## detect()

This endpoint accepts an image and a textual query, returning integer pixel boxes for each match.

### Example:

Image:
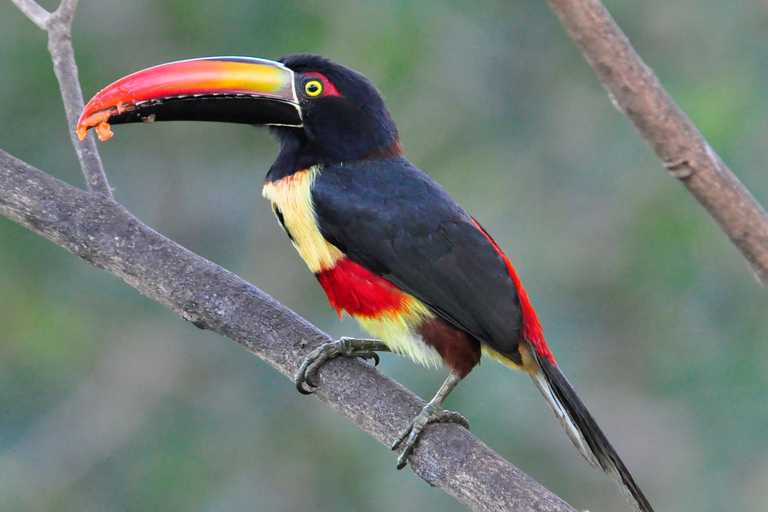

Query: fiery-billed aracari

[78,55,654,512]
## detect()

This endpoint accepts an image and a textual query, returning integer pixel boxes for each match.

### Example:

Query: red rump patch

[317,258,407,317]
[471,220,555,365]
[305,72,342,98]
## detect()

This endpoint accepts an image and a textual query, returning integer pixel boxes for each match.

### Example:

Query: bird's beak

[77,56,302,141]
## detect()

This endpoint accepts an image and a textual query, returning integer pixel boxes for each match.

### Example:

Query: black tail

[531,353,654,512]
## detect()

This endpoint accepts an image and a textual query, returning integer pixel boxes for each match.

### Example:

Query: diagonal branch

[12,0,113,198]
[544,0,768,285]
[10,0,50,30]
[0,149,576,512]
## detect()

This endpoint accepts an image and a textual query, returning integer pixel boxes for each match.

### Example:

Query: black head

[268,54,400,179]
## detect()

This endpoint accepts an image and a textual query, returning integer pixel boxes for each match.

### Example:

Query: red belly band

[317,258,410,318]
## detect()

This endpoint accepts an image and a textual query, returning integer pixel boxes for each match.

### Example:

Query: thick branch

[0,149,576,512]
[12,0,113,198]
[545,0,768,285]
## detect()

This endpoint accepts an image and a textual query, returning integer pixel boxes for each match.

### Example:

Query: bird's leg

[295,337,390,394]
[392,372,469,469]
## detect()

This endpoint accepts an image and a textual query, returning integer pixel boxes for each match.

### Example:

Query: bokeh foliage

[1,1,767,511]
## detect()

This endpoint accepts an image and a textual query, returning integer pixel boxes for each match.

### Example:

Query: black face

[267,54,400,180]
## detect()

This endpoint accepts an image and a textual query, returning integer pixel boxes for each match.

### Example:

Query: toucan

[78,55,654,512]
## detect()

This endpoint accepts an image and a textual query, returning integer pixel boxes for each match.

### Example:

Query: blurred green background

[2,1,768,511]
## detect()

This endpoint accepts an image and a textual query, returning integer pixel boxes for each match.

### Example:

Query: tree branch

[12,0,113,198]
[10,0,50,30]
[0,149,576,512]
[545,0,768,285]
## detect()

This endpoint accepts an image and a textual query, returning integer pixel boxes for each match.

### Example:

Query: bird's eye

[303,79,323,98]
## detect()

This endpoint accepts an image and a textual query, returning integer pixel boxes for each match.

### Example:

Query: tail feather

[531,353,654,512]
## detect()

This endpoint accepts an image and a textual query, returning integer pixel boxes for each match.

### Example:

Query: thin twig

[545,0,768,285]
[12,0,113,198]
[9,0,50,30]
[0,149,577,512]
[57,0,80,16]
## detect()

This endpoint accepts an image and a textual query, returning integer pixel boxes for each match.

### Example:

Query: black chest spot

[272,204,294,242]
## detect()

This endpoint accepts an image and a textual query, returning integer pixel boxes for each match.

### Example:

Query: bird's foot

[392,403,469,469]
[295,337,387,394]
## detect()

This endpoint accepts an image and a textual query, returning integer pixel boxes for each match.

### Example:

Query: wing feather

[312,157,524,355]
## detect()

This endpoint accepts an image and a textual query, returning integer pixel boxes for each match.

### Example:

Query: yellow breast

[263,167,444,369]
[262,166,343,273]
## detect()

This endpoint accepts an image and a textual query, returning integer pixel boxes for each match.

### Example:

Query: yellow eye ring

[304,79,323,97]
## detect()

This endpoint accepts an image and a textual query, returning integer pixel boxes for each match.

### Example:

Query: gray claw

[392,404,469,470]
[294,338,388,394]
[294,342,342,394]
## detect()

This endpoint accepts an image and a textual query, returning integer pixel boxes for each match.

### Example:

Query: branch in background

[9,0,50,29]
[12,0,113,198]
[0,150,577,512]
[545,0,768,285]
